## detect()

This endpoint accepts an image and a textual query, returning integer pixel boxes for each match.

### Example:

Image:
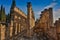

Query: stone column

[18,23,20,33]
[0,24,6,40]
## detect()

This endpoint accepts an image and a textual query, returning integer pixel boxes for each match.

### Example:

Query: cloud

[37,11,41,15]
[36,2,57,18]
[44,2,57,9]
[35,11,41,19]
[53,9,60,22]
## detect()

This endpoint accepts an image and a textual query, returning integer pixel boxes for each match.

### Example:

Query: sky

[0,0,60,22]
